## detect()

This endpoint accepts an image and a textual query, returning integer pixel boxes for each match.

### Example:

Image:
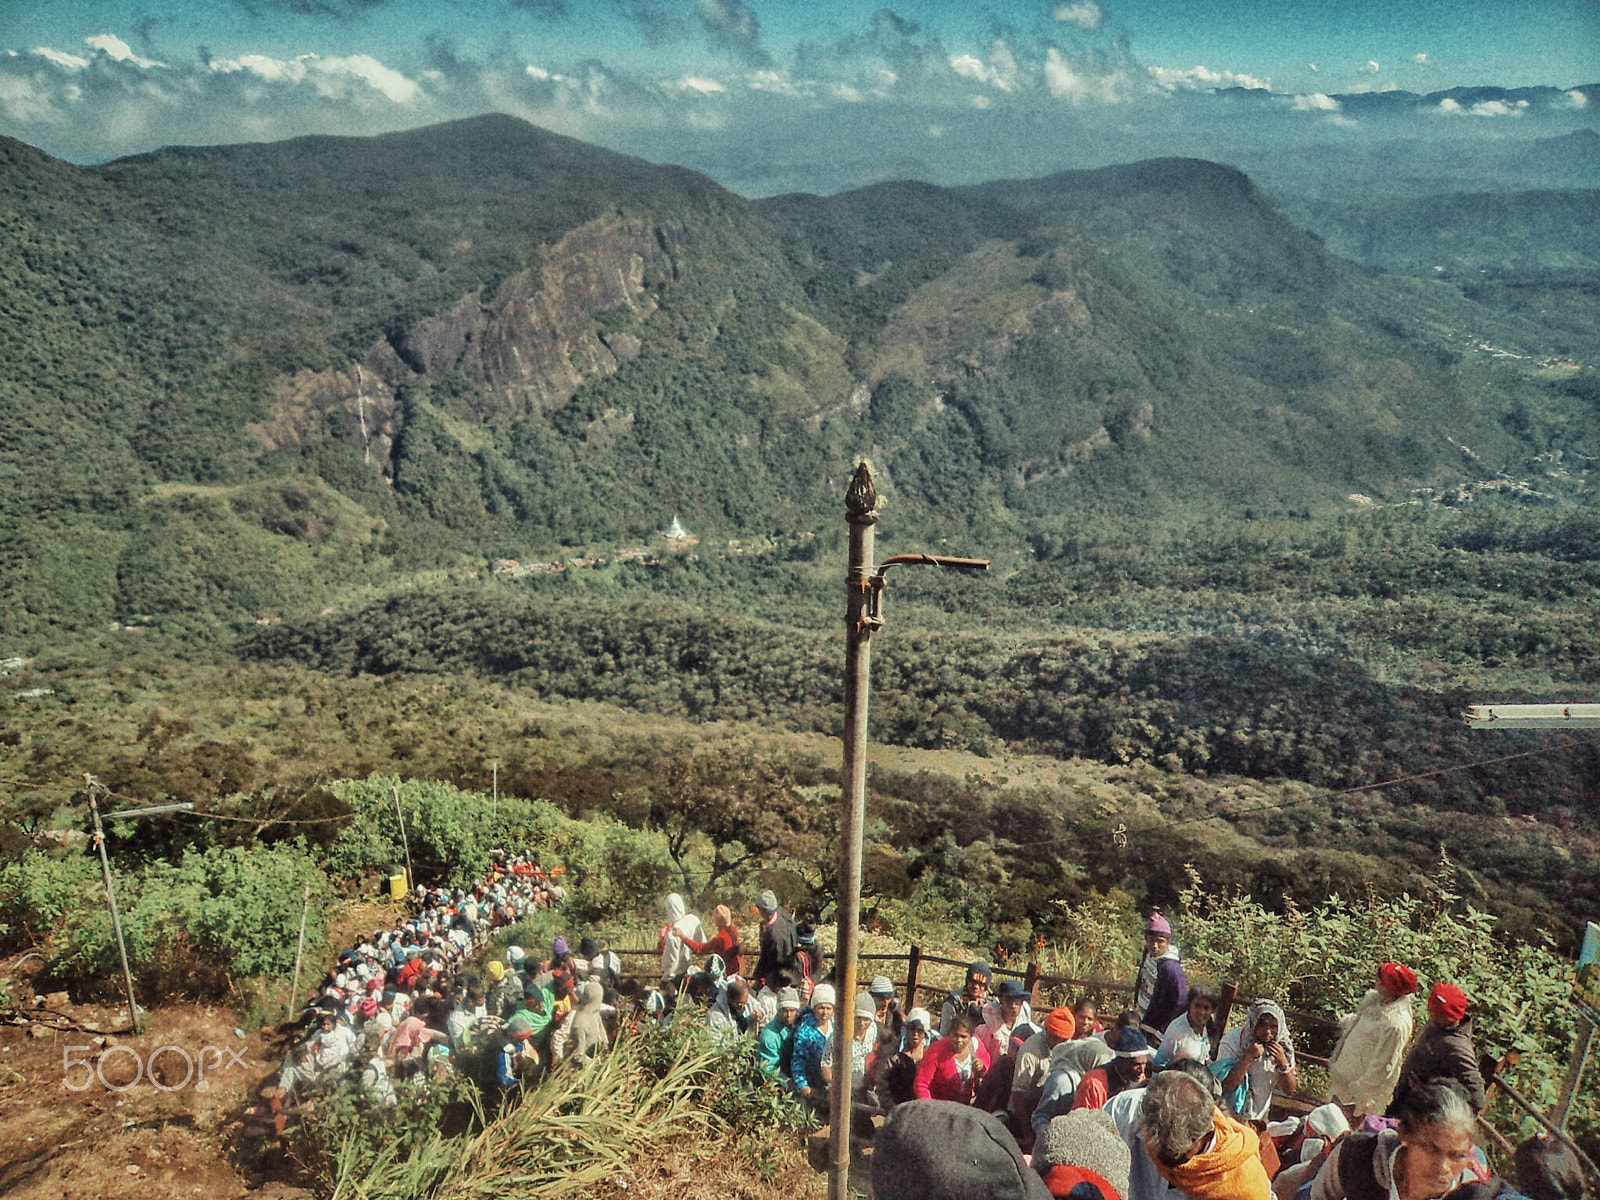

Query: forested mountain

[3,115,1597,944]
[3,114,1594,639]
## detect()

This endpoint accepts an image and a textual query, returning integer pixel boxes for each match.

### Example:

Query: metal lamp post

[829,461,988,1200]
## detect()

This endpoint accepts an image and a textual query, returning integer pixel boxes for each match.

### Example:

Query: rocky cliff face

[249,212,683,478]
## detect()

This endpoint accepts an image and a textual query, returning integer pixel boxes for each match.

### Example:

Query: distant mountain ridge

[0,115,1593,639]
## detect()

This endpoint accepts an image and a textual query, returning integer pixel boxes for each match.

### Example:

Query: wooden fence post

[1024,960,1042,1008]
[905,944,923,1012]
[1214,983,1239,1058]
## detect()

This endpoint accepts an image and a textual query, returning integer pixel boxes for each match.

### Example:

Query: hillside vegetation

[1,116,1596,1118]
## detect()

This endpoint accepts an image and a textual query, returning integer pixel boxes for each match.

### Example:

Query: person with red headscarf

[1387,982,1487,1116]
[1328,962,1419,1118]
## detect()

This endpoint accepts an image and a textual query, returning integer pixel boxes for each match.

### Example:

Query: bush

[0,842,332,997]
[325,775,502,884]
[1174,865,1592,1159]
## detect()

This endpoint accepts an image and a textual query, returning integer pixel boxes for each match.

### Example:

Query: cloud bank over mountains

[1,1,1595,198]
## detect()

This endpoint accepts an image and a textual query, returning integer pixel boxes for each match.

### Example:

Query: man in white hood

[658,892,706,990]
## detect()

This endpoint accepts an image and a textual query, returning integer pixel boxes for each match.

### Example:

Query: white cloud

[1053,2,1105,30]
[675,75,726,94]
[949,42,1018,92]
[970,94,992,109]
[832,83,864,102]
[86,34,166,69]
[0,73,58,123]
[1412,52,1428,65]
[209,52,419,104]
[32,47,90,71]
[1436,97,1530,118]
[1361,60,1380,74]
[1045,46,1130,103]
[1149,64,1270,92]
[746,69,803,96]
[1308,63,1319,72]
[1291,92,1341,111]
[1564,88,1589,108]
[928,124,945,137]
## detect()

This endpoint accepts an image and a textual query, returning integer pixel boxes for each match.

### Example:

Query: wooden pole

[88,783,143,1035]
[1213,983,1239,1059]
[286,882,313,1022]
[1555,1017,1594,1133]
[1024,960,1042,1008]
[492,761,499,818]
[830,461,878,1200]
[905,944,924,1013]
[392,784,415,889]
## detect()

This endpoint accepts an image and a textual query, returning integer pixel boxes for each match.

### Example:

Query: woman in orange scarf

[1142,1071,1272,1200]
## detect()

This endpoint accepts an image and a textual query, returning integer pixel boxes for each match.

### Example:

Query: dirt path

[0,994,302,1200]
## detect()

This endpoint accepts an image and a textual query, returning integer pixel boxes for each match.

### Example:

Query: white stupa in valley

[664,515,689,541]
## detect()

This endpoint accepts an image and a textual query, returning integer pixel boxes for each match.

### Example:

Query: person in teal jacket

[758,987,803,1085]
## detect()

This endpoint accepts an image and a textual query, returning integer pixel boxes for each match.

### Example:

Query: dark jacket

[1389,1016,1487,1114]
[1140,952,1190,1037]
[755,909,799,991]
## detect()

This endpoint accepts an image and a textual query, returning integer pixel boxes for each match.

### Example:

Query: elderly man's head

[1143,1071,1218,1168]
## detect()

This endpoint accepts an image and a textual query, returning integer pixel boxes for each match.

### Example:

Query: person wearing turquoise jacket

[757,987,803,1084]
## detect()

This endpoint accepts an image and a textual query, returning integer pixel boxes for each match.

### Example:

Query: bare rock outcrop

[250,212,682,478]
[400,212,678,424]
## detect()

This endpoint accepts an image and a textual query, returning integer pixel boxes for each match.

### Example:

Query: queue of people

[258,850,624,1116]
[256,868,1587,1200]
[653,898,1583,1200]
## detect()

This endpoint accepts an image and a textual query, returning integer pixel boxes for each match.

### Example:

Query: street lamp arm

[877,553,991,573]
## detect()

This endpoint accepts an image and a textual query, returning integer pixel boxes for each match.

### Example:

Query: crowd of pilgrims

[265,867,1589,1200]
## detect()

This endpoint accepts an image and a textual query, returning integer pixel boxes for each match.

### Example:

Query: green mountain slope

[1,117,1593,641]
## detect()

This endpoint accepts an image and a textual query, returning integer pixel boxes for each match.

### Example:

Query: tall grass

[329,1024,724,1200]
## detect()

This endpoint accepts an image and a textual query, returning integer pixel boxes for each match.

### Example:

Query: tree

[635,748,823,900]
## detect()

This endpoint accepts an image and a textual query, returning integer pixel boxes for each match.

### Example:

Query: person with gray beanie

[1036,1108,1133,1200]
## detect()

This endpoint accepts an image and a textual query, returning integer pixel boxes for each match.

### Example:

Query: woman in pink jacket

[915,1009,993,1104]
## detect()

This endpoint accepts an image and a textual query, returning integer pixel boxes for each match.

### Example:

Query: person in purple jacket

[1136,912,1189,1045]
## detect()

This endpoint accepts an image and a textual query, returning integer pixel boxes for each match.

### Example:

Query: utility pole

[84,775,193,1035]
[391,783,415,890]
[829,461,988,1200]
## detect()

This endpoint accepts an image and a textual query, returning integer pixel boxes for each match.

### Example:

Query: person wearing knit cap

[1036,1108,1133,1200]
[1328,962,1419,1118]
[873,1100,1053,1200]
[823,993,882,1116]
[1388,982,1486,1115]
[1136,913,1189,1045]
[792,982,836,1110]
[757,986,803,1084]
[752,889,800,992]
[1012,1006,1079,1150]
[678,902,743,979]
[1072,1025,1153,1113]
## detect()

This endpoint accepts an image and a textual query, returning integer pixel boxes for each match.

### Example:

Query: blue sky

[1,0,1595,193]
